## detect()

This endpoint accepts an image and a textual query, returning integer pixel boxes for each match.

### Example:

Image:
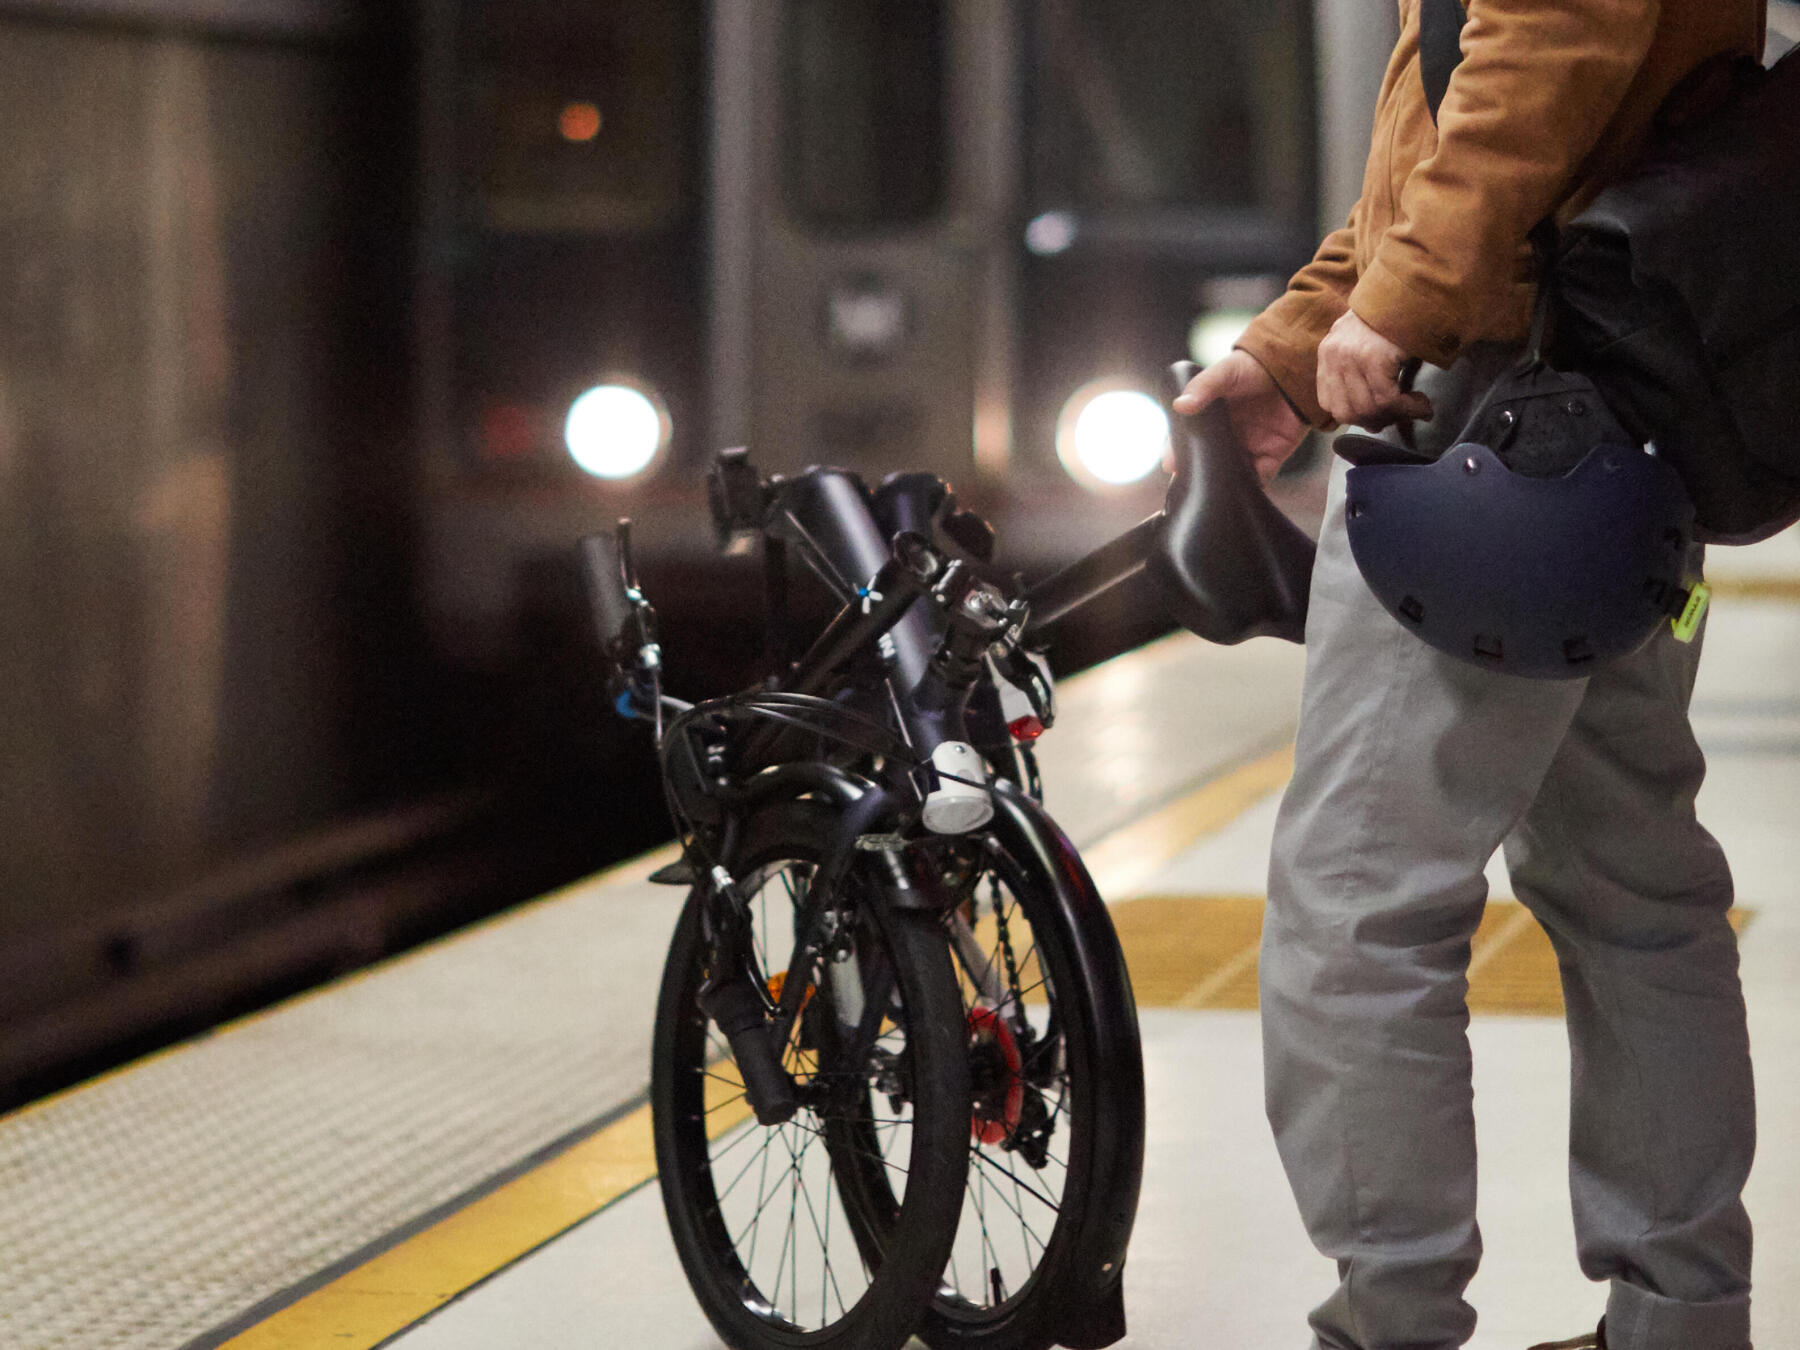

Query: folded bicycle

[582,364,1313,1350]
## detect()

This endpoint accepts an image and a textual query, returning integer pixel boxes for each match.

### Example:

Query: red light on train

[558,101,602,143]
[480,403,539,460]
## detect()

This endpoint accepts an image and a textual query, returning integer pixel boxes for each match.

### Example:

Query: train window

[474,2,700,233]
[1028,0,1315,221]
[781,0,948,233]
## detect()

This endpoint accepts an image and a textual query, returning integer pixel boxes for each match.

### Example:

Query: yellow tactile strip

[220,1069,754,1350]
[1080,746,1295,899]
[1112,895,1754,1016]
[1709,575,1800,603]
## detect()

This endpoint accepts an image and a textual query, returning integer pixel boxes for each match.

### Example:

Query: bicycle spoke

[822,1149,847,1322]
[741,1123,778,1275]
[786,1114,912,1179]
[707,1118,762,1164]
[787,1129,801,1324]
[734,1126,806,1250]
[970,1157,1002,1301]
[782,1120,851,1327]
[970,1147,1062,1214]
[970,1147,1050,1256]
[714,1128,780,1207]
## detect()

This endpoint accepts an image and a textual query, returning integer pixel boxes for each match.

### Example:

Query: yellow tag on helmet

[1671,581,1711,643]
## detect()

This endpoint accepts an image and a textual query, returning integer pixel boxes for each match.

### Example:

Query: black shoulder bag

[1420,0,1800,543]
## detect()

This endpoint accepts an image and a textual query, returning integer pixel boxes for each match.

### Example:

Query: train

[411,0,1394,668]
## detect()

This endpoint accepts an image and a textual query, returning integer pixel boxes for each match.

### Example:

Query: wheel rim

[666,859,926,1336]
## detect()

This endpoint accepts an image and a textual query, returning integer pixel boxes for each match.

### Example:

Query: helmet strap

[1523,219,1561,367]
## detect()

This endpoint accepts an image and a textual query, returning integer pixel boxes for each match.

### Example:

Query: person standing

[1175,2,1768,1348]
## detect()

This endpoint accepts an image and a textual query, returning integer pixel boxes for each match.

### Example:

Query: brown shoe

[1528,1319,1606,1350]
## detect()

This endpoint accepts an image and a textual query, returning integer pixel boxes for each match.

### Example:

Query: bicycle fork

[698,783,962,1127]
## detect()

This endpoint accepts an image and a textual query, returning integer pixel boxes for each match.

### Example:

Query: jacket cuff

[1234,294,1345,429]
[1347,253,1471,369]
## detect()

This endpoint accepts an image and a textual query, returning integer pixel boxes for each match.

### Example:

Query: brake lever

[990,642,1056,733]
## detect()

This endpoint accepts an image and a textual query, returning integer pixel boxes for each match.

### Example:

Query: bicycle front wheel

[651,800,971,1350]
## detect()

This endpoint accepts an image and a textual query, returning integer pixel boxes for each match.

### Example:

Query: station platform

[6,530,1800,1350]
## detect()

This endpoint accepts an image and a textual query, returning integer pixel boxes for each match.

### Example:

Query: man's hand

[1315,309,1433,429]
[1170,351,1309,484]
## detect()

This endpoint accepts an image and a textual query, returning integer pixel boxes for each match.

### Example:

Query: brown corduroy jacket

[1237,0,1766,427]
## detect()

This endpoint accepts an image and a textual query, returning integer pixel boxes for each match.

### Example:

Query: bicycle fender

[727,762,940,911]
[732,760,871,813]
[987,780,1145,1347]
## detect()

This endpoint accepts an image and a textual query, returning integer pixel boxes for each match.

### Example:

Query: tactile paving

[0,868,686,1350]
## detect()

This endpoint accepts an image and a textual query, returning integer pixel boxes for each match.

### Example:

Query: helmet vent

[1398,595,1425,624]
[1563,637,1596,665]
[1472,634,1505,660]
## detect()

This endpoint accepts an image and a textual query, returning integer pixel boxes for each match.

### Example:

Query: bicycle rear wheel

[920,809,1142,1350]
[651,800,971,1350]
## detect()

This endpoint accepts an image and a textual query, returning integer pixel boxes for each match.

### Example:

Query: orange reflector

[765,971,815,1015]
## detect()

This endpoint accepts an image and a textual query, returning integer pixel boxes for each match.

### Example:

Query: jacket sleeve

[1350,0,1661,367]
[1233,201,1362,428]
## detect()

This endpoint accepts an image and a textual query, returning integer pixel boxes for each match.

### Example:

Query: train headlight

[1055,381,1168,488]
[564,381,669,480]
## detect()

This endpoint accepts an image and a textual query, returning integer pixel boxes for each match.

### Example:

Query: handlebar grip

[579,528,636,658]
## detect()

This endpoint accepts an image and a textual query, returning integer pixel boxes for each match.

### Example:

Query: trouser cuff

[1606,1282,1749,1350]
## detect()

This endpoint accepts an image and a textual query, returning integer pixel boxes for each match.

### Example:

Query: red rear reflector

[1007,715,1044,743]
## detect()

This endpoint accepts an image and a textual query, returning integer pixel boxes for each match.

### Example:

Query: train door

[1011,0,1322,495]
[710,1,1018,482]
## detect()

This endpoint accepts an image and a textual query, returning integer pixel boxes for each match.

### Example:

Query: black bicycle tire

[916,829,1097,1350]
[918,792,1144,1350]
[651,799,972,1350]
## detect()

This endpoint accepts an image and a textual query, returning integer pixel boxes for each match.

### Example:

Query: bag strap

[1419,0,1467,123]
[1416,0,1558,369]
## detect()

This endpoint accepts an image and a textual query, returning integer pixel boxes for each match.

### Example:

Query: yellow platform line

[1709,575,1800,602]
[213,749,1292,1348]
[220,1086,754,1350]
[216,1100,657,1349]
[1081,743,1295,898]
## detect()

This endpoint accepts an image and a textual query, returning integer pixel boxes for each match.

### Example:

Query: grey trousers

[1262,457,1755,1350]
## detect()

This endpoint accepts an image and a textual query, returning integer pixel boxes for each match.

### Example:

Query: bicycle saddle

[1147,362,1316,645]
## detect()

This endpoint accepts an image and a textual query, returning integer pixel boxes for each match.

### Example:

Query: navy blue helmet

[1339,361,1700,679]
